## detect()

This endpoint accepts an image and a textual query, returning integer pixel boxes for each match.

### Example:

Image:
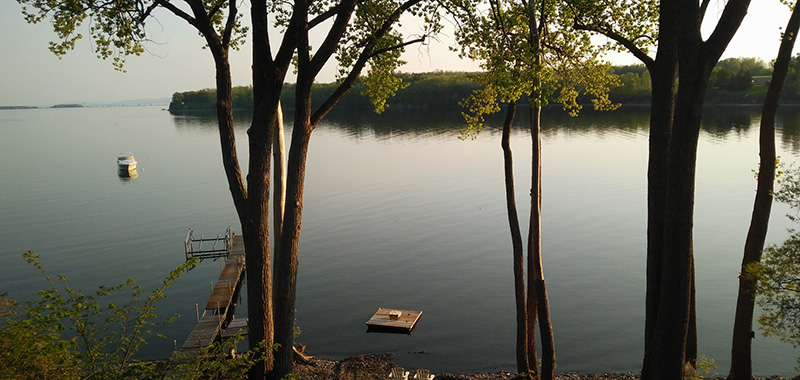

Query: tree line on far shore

[168,56,800,112]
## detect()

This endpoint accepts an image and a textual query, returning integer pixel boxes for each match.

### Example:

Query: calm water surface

[1,105,799,376]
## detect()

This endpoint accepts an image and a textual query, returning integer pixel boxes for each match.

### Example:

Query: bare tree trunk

[273,101,287,253]
[525,101,540,379]
[728,4,800,379]
[530,101,555,380]
[501,101,530,374]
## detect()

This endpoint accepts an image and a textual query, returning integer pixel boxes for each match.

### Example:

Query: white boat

[117,153,137,171]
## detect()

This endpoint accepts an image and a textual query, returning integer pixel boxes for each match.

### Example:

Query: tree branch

[308,0,357,75]
[274,1,306,70]
[309,0,428,124]
[222,0,237,47]
[368,36,427,59]
[574,22,654,68]
[155,0,197,26]
[699,0,711,24]
[309,3,342,29]
[704,0,752,66]
[207,0,226,22]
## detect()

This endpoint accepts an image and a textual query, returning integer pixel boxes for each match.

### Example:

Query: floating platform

[366,307,422,334]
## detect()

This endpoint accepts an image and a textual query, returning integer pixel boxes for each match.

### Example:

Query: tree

[728,3,800,379]
[449,0,618,377]
[571,0,752,377]
[0,252,198,380]
[17,0,441,378]
[746,162,800,369]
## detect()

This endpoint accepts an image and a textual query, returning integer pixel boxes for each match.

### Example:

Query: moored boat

[117,153,137,171]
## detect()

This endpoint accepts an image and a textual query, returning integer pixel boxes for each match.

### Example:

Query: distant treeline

[169,71,482,112]
[168,56,800,112]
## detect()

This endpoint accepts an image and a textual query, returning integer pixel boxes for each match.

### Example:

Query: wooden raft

[366,307,423,334]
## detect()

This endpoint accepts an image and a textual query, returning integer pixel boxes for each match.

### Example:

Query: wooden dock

[179,234,246,355]
[366,307,423,334]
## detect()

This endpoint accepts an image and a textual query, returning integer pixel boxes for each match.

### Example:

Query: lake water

[1,105,799,376]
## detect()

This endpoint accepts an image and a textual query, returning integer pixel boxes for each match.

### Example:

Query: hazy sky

[0,0,793,106]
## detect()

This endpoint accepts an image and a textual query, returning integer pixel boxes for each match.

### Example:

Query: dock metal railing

[184,226,234,261]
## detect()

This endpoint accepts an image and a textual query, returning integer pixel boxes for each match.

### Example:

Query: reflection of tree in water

[778,107,800,154]
[317,105,653,138]
[169,110,253,133]
[701,106,756,138]
[167,106,800,152]
[538,106,650,137]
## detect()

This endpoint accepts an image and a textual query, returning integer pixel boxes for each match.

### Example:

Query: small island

[0,106,38,110]
[51,104,84,108]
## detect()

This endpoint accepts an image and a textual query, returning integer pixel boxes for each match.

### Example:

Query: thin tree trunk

[501,101,530,374]
[525,103,540,380]
[728,4,800,379]
[686,258,697,368]
[530,100,555,380]
[273,101,287,253]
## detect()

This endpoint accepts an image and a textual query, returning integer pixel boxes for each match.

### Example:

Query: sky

[0,0,793,106]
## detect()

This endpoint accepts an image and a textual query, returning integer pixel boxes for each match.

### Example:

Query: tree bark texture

[728,4,800,379]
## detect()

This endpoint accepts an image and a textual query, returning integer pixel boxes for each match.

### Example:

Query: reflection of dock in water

[179,230,246,356]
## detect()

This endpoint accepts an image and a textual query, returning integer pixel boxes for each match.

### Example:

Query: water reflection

[118,168,138,183]
[168,105,800,154]
[778,107,800,153]
[701,106,757,138]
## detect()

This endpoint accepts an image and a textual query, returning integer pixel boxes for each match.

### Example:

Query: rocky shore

[292,353,796,380]
[294,353,641,380]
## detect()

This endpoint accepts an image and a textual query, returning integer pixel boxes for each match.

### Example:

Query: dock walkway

[179,234,246,356]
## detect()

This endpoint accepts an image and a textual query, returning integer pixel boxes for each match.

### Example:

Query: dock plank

[181,315,224,349]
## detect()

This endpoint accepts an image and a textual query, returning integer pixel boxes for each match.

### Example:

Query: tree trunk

[728,4,800,379]
[524,4,555,378]
[243,104,278,380]
[273,101,287,254]
[530,101,555,380]
[641,9,677,380]
[651,55,708,378]
[501,101,530,374]
[686,257,697,368]
[645,0,750,376]
[525,102,540,380]
[273,73,315,379]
